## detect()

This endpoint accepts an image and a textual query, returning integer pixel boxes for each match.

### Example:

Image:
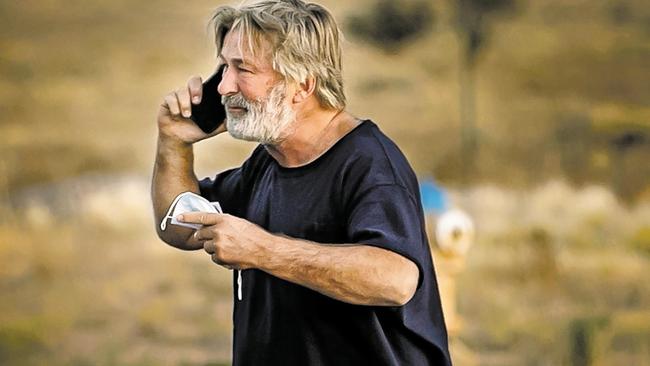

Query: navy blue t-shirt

[199,120,451,365]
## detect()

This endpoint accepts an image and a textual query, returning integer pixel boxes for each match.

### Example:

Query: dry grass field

[1,0,649,365]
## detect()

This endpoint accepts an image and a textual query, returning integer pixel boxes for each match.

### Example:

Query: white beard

[222,82,296,145]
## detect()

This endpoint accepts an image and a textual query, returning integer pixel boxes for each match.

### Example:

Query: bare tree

[454,0,517,182]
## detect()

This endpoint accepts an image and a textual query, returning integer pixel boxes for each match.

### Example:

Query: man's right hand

[157,75,227,144]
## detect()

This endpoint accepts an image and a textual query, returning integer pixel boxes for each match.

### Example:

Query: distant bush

[346,0,434,53]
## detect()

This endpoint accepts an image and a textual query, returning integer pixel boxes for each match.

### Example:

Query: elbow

[155,224,176,245]
[386,259,419,306]
[155,228,179,248]
[155,224,198,251]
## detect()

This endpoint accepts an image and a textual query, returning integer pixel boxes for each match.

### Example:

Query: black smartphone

[190,66,226,134]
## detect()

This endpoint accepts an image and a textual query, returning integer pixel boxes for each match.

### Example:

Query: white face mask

[160,191,222,231]
[159,191,243,301]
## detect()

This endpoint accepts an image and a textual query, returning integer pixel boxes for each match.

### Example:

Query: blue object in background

[419,178,448,215]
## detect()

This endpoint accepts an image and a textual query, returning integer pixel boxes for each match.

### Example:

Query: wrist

[155,134,195,175]
[252,230,284,270]
[157,133,193,153]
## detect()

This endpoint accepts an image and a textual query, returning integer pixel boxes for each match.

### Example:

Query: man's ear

[292,76,316,104]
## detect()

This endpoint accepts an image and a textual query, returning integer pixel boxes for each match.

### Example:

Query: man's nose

[218,66,238,96]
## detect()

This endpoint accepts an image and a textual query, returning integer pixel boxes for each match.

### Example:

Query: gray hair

[210,0,346,110]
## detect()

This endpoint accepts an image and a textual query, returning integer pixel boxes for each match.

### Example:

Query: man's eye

[238,66,252,73]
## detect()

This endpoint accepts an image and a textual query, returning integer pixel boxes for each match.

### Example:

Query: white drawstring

[237,270,243,300]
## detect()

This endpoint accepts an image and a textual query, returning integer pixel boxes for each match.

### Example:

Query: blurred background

[1,0,649,365]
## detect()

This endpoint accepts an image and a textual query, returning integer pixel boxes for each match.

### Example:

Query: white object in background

[435,209,475,256]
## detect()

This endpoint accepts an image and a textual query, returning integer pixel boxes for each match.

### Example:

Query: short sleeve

[346,184,429,286]
[198,168,246,216]
[198,145,268,217]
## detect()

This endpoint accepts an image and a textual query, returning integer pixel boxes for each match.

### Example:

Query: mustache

[221,93,250,109]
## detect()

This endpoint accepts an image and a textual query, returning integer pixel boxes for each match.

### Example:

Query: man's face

[218,28,296,144]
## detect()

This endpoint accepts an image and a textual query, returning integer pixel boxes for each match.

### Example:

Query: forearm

[151,135,201,249]
[257,234,419,306]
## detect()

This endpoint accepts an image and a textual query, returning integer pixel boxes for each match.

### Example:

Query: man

[152,0,451,364]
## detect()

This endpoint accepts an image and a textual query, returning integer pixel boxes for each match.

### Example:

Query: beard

[221,82,296,145]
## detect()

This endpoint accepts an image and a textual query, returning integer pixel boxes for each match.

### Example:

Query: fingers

[163,93,181,116]
[161,75,202,119]
[176,86,193,118]
[193,226,218,242]
[162,89,189,118]
[188,76,203,105]
[211,253,230,267]
[204,241,236,269]
[178,212,223,226]
[203,239,216,254]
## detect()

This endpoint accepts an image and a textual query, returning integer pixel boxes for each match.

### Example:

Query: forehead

[221,27,274,72]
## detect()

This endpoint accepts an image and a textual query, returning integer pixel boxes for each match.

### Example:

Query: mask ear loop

[160,191,192,231]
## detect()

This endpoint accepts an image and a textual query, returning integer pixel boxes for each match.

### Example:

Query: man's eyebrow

[218,54,246,66]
